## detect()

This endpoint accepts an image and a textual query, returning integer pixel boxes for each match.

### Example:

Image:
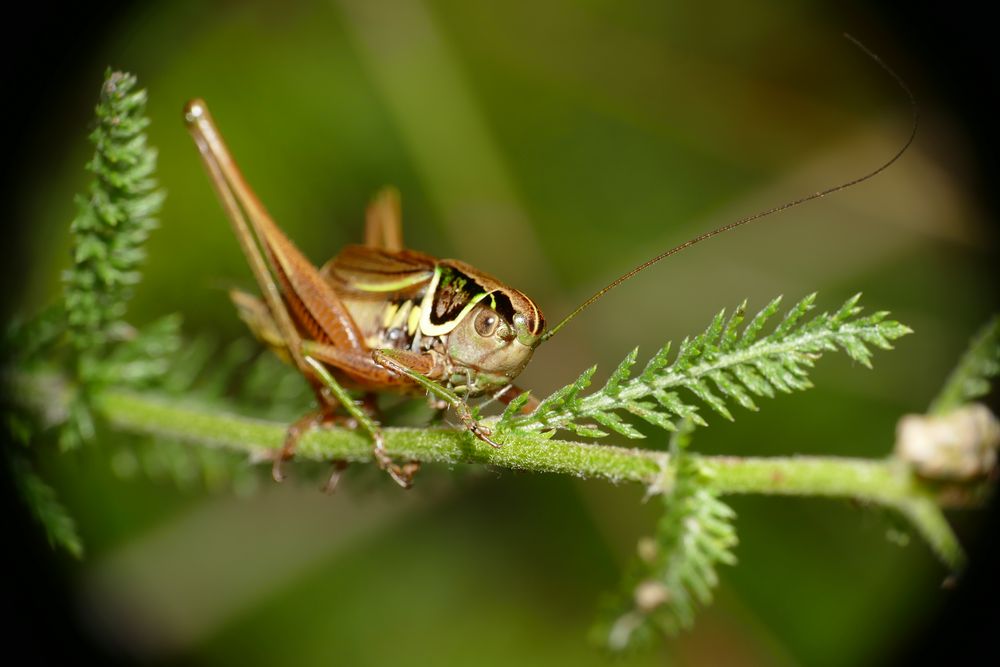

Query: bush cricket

[183,38,914,489]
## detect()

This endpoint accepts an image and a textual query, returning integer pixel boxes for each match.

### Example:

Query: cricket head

[444,285,545,394]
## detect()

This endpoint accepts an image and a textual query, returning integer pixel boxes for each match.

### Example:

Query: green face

[446,301,539,394]
[408,261,546,394]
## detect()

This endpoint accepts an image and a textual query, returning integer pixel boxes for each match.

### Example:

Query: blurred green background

[7,0,998,665]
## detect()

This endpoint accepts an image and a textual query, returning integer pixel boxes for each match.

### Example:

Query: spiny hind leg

[353,389,420,488]
[229,289,353,487]
[317,393,383,493]
[232,294,422,487]
[272,381,365,489]
[321,459,350,494]
[273,392,392,493]
[272,399,337,483]
[302,355,419,489]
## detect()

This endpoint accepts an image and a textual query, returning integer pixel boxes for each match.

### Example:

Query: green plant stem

[94,389,964,568]
[703,457,962,567]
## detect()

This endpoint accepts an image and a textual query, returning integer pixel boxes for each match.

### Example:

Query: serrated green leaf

[741,296,782,346]
[627,400,677,431]
[929,315,1000,415]
[832,292,863,323]
[593,411,645,439]
[837,333,873,368]
[703,308,726,348]
[565,422,608,438]
[686,380,733,420]
[65,69,163,355]
[640,341,672,381]
[604,347,639,396]
[599,449,737,650]
[753,358,791,393]
[673,336,697,368]
[709,369,758,411]
[720,300,747,351]
[532,366,594,417]
[500,390,533,422]
[770,292,816,340]
[510,294,909,445]
[13,458,84,558]
[731,364,773,398]
[653,390,706,426]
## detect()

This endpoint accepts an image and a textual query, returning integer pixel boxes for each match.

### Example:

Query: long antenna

[539,34,917,344]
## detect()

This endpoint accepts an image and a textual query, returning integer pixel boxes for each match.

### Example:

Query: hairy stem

[95,389,964,568]
[703,457,963,567]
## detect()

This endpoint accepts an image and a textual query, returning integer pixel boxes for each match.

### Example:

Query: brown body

[232,239,544,396]
[185,43,913,487]
[185,99,541,486]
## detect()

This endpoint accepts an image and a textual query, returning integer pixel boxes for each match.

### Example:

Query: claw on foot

[372,435,420,488]
[457,409,502,448]
[273,407,336,483]
[451,399,503,448]
[272,456,287,483]
[322,460,349,494]
[272,429,300,482]
[471,423,502,448]
[374,448,419,488]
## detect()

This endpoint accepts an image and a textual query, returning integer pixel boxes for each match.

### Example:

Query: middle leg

[303,356,419,488]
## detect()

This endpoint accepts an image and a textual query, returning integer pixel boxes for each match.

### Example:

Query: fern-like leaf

[103,333,313,493]
[928,315,1000,415]
[64,69,164,359]
[11,457,84,558]
[596,425,737,650]
[55,69,171,452]
[2,70,176,555]
[502,294,911,440]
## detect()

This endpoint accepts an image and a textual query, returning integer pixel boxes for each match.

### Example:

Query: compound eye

[474,309,500,337]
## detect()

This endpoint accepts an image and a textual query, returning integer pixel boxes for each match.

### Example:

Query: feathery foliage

[2,65,982,656]
[106,335,311,494]
[597,425,737,651]
[64,69,164,363]
[58,71,172,451]
[500,293,911,440]
[3,69,175,557]
[928,315,1000,415]
[10,456,84,558]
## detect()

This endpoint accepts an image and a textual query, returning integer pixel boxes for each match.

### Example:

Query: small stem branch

[703,457,965,568]
[94,389,964,568]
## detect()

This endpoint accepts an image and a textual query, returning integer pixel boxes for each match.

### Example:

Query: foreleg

[373,349,502,448]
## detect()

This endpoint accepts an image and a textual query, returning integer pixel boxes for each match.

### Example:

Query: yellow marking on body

[525,298,540,333]
[419,293,489,337]
[415,264,489,337]
[391,300,413,330]
[352,272,432,292]
[417,267,442,332]
[408,304,422,336]
[382,302,399,329]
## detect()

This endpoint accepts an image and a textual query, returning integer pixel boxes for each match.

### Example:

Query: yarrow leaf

[928,315,1000,415]
[500,294,911,441]
[595,425,737,650]
[64,69,164,362]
